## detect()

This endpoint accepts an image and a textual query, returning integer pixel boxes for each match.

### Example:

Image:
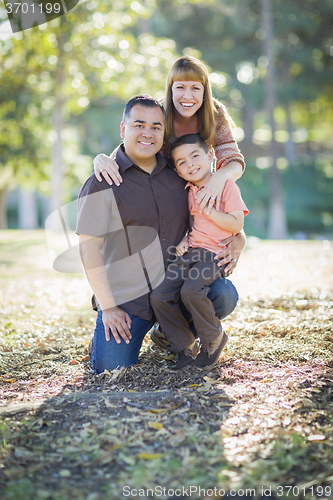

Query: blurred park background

[0,0,332,240]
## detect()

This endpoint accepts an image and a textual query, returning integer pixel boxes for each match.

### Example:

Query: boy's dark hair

[170,134,209,165]
[123,95,166,122]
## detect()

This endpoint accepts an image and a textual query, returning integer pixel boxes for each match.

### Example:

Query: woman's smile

[172,80,204,117]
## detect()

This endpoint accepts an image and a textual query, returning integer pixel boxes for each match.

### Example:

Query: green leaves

[0,1,178,206]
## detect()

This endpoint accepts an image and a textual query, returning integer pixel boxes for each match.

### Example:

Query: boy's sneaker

[171,339,200,370]
[171,350,195,370]
[194,330,228,370]
[150,324,171,351]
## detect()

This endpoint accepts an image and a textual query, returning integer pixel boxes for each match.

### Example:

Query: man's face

[120,104,165,164]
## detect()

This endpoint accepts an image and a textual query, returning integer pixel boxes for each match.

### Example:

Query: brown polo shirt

[76,145,189,321]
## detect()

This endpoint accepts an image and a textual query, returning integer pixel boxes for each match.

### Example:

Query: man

[76,95,238,373]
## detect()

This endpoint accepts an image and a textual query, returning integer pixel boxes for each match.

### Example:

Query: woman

[93,56,246,276]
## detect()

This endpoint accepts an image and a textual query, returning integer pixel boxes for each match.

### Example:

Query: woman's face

[171,81,205,118]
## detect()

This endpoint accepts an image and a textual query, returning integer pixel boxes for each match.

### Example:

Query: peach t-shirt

[186,179,249,255]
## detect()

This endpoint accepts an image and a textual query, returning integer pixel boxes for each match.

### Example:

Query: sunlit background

[0,0,332,239]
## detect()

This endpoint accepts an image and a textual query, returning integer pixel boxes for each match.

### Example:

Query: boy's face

[172,143,213,186]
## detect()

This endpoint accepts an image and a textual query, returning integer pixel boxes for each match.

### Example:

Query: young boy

[150,134,249,370]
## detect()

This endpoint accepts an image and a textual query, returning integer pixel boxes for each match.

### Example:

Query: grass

[0,231,333,500]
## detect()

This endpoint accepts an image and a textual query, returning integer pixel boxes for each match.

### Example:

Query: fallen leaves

[137,452,163,460]
[59,469,71,477]
[148,422,164,430]
[103,398,117,409]
[1,238,333,498]
[168,428,185,446]
[308,435,326,441]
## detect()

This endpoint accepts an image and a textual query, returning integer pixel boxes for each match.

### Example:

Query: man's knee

[209,279,239,320]
[93,359,131,374]
[92,338,137,373]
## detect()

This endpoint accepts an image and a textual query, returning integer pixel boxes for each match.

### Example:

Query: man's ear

[120,121,125,139]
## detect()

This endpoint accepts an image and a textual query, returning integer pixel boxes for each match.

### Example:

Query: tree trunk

[284,101,297,167]
[50,26,65,216]
[281,58,297,167]
[51,95,63,214]
[138,0,151,33]
[18,188,38,229]
[261,0,288,239]
[0,189,7,230]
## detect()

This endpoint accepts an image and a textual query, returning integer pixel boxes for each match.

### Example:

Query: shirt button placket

[158,195,166,244]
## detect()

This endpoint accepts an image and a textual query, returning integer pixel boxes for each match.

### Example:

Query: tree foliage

[0,0,178,203]
[0,0,332,235]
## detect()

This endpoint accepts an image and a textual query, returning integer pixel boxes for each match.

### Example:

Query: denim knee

[91,309,154,374]
[208,278,238,320]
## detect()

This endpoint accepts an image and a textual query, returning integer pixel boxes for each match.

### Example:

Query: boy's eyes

[177,155,199,166]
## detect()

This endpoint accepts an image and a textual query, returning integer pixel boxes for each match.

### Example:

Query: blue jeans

[91,277,238,373]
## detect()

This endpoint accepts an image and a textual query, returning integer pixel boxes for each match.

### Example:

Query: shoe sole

[170,358,194,371]
[195,331,229,371]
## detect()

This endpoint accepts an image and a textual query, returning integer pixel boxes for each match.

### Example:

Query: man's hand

[214,232,246,276]
[102,306,132,344]
[176,235,189,257]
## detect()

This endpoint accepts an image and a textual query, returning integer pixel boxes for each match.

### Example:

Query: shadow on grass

[1,362,333,500]
[0,357,236,500]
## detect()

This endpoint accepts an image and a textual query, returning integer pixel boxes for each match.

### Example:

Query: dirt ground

[0,232,332,500]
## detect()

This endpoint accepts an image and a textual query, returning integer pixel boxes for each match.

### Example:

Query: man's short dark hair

[170,134,209,164]
[123,95,166,122]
